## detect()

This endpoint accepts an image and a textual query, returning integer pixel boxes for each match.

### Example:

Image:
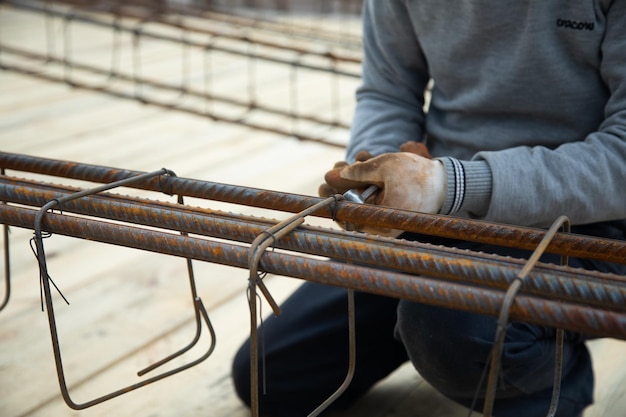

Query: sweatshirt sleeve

[346,0,430,162]
[475,1,626,228]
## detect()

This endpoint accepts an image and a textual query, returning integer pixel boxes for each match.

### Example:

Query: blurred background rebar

[1,0,364,146]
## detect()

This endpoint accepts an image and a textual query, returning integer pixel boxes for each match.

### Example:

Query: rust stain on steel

[1,177,625,313]
[2,151,624,264]
[2,204,626,340]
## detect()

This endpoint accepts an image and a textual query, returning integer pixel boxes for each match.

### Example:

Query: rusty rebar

[2,203,626,339]
[2,168,625,414]
[14,0,363,66]
[0,57,346,148]
[11,0,363,65]
[2,151,625,264]
[2,176,626,313]
[1,0,357,146]
[1,45,352,130]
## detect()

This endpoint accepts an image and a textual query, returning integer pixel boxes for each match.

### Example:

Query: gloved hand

[318,141,431,199]
[320,144,445,236]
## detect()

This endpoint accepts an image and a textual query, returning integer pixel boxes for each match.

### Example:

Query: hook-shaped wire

[481,215,571,417]
[0,167,9,312]
[545,221,570,417]
[247,210,306,417]
[247,195,355,417]
[308,194,359,417]
[137,187,217,376]
[32,168,215,410]
[0,213,9,312]
[307,288,356,417]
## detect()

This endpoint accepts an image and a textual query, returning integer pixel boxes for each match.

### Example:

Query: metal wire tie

[137,183,217,377]
[0,167,10,312]
[481,215,570,417]
[247,194,356,417]
[32,168,216,409]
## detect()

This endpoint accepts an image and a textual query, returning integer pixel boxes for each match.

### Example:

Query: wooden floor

[1,4,626,417]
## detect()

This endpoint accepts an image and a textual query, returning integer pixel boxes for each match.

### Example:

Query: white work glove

[323,152,446,237]
[319,141,432,199]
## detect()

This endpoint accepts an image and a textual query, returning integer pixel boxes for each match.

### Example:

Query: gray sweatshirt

[348,0,626,228]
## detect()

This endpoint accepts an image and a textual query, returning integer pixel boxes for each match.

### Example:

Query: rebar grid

[0,0,363,147]
[1,151,626,416]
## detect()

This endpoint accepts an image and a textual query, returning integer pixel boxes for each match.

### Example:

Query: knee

[395,301,590,400]
[395,301,495,398]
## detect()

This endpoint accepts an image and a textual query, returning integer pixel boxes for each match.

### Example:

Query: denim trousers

[232,222,626,417]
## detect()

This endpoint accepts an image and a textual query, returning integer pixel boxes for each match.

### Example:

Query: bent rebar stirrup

[246,194,357,417]
[31,168,216,410]
[480,216,571,417]
[0,168,9,312]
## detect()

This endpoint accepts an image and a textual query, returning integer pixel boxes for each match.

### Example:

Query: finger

[325,166,368,190]
[399,141,431,158]
[339,157,390,184]
[333,160,348,169]
[354,150,374,162]
[318,183,337,198]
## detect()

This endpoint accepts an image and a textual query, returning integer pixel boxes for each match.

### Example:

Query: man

[232,1,626,416]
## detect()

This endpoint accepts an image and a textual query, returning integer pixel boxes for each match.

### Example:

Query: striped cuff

[437,157,492,217]
[438,157,465,215]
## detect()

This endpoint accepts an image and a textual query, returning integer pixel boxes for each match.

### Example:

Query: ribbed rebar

[7,0,363,67]
[2,176,626,314]
[0,56,346,147]
[1,0,360,147]
[2,151,625,264]
[2,203,626,339]
[1,45,352,130]
[48,0,364,49]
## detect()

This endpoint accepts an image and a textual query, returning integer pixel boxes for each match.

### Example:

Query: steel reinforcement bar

[12,0,364,52]
[2,203,626,340]
[2,152,626,415]
[2,151,625,264]
[2,175,626,314]
[0,0,360,147]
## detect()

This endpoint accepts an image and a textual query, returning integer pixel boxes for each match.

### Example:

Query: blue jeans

[232,221,626,417]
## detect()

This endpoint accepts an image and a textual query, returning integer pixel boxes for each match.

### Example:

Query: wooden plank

[0,249,240,411]
[584,339,626,417]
